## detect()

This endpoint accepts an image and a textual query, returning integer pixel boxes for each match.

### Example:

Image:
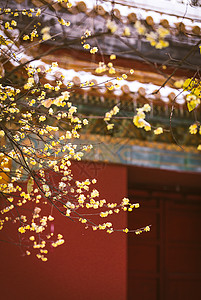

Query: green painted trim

[77,136,201,172]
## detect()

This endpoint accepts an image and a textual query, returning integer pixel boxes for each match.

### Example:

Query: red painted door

[128,189,201,300]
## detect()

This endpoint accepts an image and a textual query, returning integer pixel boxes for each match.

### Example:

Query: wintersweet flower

[189,124,198,134]
[154,127,163,135]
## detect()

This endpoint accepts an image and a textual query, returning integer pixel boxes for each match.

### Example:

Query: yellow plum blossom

[154,127,163,135]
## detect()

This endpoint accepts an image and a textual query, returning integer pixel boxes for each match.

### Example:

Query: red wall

[0,162,127,300]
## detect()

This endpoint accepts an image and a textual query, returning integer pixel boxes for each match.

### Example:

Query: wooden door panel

[128,190,201,300]
[128,195,160,300]
[166,244,201,272]
[128,244,158,272]
[166,279,201,300]
[166,207,201,242]
[128,274,159,300]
